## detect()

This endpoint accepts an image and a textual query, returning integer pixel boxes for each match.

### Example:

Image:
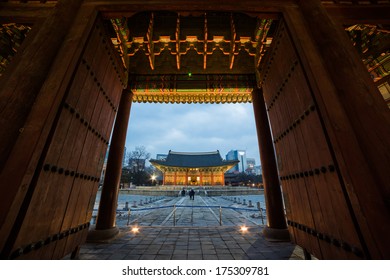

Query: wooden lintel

[1,1,389,25]
[0,3,55,24]
[93,1,389,24]
[101,11,281,20]
[375,74,390,87]
[90,0,293,17]
[325,5,390,25]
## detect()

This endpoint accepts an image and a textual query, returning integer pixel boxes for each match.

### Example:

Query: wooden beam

[1,1,389,25]
[229,13,236,70]
[375,73,390,86]
[0,2,55,24]
[324,5,390,25]
[175,14,180,70]
[92,0,295,18]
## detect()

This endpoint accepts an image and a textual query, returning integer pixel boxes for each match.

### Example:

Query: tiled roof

[150,150,239,168]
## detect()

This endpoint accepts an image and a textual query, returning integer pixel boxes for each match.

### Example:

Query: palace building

[150,151,238,186]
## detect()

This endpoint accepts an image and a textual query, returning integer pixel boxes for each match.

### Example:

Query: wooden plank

[34,17,107,259]
[261,23,308,253]
[83,87,123,231]
[32,27,102,259]
[285,65,344,259]
[0,2,55,24]
[6,47,101,260]
[11,112,75,259]
[262,50,296,246]
[263,22,329,257]
[302,111,362,259]
[94,0,294,15]
[52,72,107,258]
[325,5,390,25]
[64,35,126,256]
[65,23,101,107]
[281,7,371,259]
[52,22,122,258]
[46,32,107,259]
[284,5,390,259]
[0,4,97,256]
[276,85,322,257]
[270,16,362,259]
[280,63,338,258]
[292,115,345,258]
[3,0,389,25]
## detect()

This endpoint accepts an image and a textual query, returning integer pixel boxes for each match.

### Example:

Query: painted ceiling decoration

[346,24,390,106]
[130,74,256,104]
[110,12,273,74]
[109,12,274,104]
[0,23,30,77]
[346,24,390,83]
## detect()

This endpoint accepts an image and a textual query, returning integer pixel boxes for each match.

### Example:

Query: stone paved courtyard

[78,226,304,260]
[77,195,304,260]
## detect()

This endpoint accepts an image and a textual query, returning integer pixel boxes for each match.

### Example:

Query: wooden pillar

[252,88,289,241]
[88,89,133,240]
[174,171,177,185]
[285,1,390,258]
[185,170,189,185]
[211,170,214,186]
[200,171,203,185]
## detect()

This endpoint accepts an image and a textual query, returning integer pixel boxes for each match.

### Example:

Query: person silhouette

[189,189,195,200]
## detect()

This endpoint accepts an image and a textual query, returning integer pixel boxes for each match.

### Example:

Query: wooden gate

[259,21,367,259]
[0,16,125,259]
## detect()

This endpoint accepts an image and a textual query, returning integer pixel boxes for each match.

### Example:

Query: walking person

[189,188,195,200]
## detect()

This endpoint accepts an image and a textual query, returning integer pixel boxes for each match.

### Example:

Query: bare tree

[128,146,151,173]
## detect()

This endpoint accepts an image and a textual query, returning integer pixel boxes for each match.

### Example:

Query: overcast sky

[125,102,261,166]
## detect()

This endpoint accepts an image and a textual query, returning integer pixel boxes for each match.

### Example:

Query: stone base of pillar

[262,226,290,242]
[86,225,119,242]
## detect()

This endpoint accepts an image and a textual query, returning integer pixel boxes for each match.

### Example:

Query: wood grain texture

[260,20,366,259]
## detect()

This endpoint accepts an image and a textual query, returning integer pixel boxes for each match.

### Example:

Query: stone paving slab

[77,226,304,260]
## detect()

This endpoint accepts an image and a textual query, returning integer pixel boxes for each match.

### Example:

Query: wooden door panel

[261,21,365,259]
[8,17,125,259]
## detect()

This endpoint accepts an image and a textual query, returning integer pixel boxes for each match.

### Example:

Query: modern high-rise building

[246,158,256,174]
[254,165,262,176]
[226,149,247,173]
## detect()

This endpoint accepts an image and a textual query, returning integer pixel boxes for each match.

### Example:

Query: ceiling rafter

[255,19,273,69]
[146,12,155,70]
[121,12,272,75]
[203,13,207,70]
[175,13,180,70]
[229,13,237,70]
